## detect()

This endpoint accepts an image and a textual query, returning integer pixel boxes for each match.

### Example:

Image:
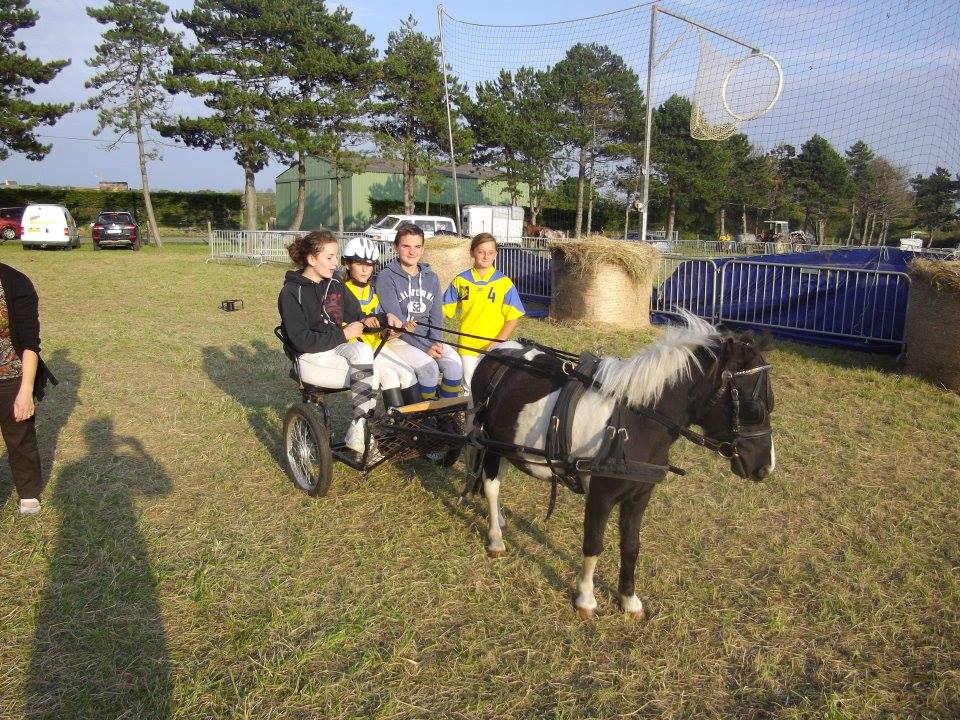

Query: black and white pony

[467,313,775,620]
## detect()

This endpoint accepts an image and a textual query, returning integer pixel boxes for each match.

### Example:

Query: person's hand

[13,389,34,422]
[385,313,403,329]
[403,321,417,332]
[427,342,443,359]
[342,321,365,340]
[361,316,380,329]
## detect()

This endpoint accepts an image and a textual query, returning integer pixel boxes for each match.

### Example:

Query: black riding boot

[401,385,421,406]
[381,387,404,409]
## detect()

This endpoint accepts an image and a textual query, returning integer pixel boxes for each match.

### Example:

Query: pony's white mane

[593,311,721,408]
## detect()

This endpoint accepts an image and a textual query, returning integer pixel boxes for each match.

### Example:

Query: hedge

[0,186,243,228]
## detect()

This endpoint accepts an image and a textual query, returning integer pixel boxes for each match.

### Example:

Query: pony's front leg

[576,486,616,620]
[483,456,508,558]
[617,486,655,620]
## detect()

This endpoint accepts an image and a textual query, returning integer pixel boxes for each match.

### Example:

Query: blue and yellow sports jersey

[442,266,525,356]
[344,278,382,350]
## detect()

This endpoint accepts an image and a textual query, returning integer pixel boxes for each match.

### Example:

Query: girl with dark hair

[278,230,401,454]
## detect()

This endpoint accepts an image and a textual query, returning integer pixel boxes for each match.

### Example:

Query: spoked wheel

[283,403,333,497]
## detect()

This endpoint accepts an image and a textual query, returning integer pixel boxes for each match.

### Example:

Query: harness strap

[543,352,600,519]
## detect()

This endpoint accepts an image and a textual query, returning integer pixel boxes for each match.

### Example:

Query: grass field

[0,244,957,719]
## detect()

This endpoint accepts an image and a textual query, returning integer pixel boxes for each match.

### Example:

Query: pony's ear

[713,336,736,377]
[755,331,774,353]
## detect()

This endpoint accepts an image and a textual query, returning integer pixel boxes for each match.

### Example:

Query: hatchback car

[0,206,25,241]
[92,210,140,250]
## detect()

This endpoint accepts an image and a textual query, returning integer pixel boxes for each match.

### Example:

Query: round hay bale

[905,259,960,392]
[549,235,660,328]
[422,235,471,292]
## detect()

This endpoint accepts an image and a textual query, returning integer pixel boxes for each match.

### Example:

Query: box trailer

[461,205,524,244]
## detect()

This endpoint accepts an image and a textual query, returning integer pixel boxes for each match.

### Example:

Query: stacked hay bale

[549,235,660,329]
[422,235,471,293]
[905,259,960,391]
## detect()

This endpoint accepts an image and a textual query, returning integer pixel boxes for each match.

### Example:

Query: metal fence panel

[208,231,914,349]
[717,259,910,348]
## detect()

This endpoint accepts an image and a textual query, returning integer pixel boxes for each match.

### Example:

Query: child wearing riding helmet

[278,230,402,455]
[374,223,463,400]
[442,232,525,390]
[341,235,419,408]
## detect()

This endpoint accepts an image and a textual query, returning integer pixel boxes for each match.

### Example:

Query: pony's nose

[754,465,771,480]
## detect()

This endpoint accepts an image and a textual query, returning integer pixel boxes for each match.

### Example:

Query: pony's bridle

[699,362,774,474]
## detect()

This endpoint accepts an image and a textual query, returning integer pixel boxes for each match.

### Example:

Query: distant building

[275,157,528,230]
[99,181,128,191]
[1,180,18,188]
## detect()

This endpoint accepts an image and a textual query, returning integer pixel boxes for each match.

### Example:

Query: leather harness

[469,349,681,518]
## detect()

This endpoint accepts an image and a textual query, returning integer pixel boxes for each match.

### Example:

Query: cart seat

[300,381,349,395]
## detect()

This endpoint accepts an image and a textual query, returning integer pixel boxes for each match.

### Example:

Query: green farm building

[274,157,528,231]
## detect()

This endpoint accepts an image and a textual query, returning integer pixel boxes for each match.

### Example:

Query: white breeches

[383,338,463,397]
[297,342,378,416]
[460,354,482,394]
[374,343,417,390]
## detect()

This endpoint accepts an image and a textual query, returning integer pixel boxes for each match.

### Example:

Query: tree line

[2,0,958,244]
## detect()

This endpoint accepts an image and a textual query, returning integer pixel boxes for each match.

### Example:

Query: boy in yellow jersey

[341,236,418,408]
[442,233,525,392]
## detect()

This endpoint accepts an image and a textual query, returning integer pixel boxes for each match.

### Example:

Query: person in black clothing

[278,230,401,455]
[0,263,55,515]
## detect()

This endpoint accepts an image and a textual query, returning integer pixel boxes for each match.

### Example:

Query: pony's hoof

[576,605,596,621]
[620,595,646,621]
[486,544,507,558]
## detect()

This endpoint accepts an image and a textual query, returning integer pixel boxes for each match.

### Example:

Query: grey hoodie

[374,258,443,352]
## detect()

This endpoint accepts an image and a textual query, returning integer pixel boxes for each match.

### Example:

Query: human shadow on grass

[201,340,294,471]
[26,417,172,720]
[0,349,80,512]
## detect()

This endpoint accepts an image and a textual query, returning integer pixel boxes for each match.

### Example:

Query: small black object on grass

[220,299,243,312]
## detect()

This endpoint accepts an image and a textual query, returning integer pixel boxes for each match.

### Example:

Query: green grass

[0,244,957,719]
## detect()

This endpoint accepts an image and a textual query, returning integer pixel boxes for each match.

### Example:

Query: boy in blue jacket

[374,224,462,400]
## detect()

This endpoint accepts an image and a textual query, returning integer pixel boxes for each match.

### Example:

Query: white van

[461,205,524,244]
[21,204,80,249]
[361,214,457,244]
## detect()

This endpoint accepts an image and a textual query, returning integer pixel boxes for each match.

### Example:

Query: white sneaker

[343,419,367,454]
[18,498,40,516]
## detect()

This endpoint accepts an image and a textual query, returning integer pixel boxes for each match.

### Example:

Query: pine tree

[271,2,378,231]
[844,140,875,243]
[910,167,959,244]
[545,44,644,237]
[466,67,563,224]
[375,16,471,215]
[162,0,290,230]
[652,95,730,242]
[787,134,851,243]
[0,0,72,161]
[84,0,178,247]
[724,133,775,237]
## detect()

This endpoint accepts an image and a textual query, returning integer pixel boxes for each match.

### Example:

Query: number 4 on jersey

[487,288,496,303]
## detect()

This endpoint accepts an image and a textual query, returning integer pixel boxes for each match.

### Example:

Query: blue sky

[2,0,957,193]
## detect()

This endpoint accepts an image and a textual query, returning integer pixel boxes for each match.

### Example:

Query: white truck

[460,205,524,244]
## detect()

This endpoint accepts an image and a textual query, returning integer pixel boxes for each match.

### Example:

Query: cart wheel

[283,403,333,497]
